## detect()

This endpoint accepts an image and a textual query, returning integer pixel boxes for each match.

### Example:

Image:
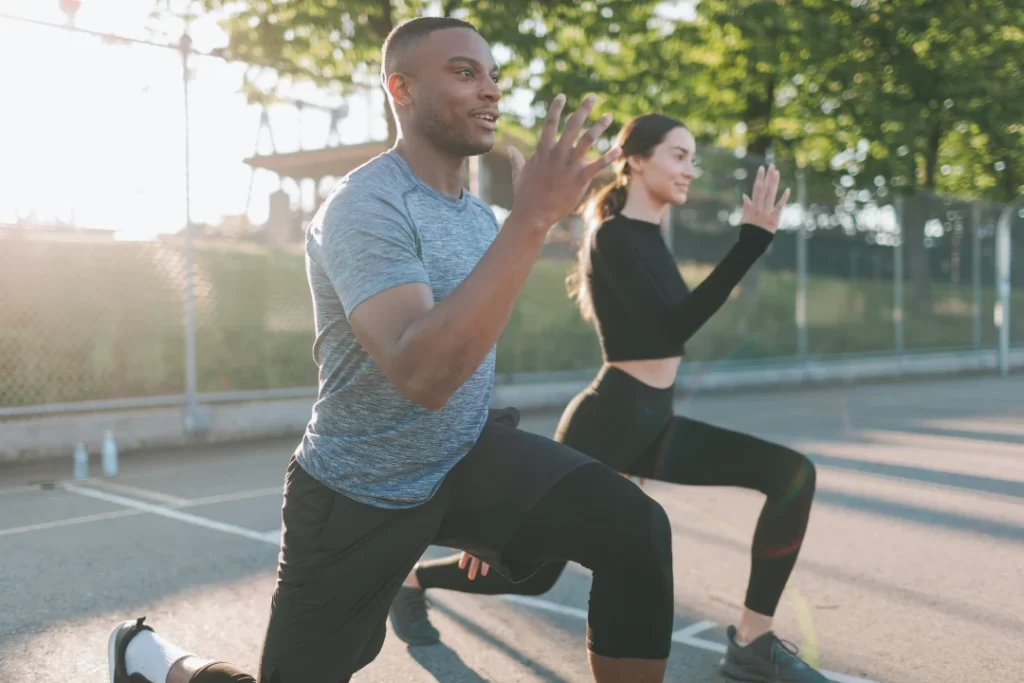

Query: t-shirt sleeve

[312,183,432,317]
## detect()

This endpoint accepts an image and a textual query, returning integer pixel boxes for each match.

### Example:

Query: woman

[390,114,827,683]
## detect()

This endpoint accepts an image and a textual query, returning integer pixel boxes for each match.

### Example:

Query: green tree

[797,0,1024,307]
[192,0,661,142]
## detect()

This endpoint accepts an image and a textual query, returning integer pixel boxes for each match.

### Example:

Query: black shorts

[257,407,595,683]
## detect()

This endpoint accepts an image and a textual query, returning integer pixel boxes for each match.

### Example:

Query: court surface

[2,374,1023,682]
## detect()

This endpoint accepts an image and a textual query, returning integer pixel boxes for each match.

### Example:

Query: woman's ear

[625,154,644,177]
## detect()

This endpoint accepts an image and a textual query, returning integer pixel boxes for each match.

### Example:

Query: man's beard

[421,99,493,157]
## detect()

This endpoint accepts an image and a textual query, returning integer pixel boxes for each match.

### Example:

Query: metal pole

[796,169,808,357]
[995,199,1018,376]
[971,201,982,349]
[61,0,79,227]
[894,194,905,355]
[180,31,199,432]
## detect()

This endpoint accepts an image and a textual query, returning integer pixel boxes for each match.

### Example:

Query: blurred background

[0,0,1022,439]
[2,5,1023,682]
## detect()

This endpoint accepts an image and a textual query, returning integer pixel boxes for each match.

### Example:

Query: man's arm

[341,94,622,410]
[348,216,548,410]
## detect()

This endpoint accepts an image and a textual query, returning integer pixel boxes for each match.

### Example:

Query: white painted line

[87,479,191,507]
[260,530,282,544]
[671,620,716,641]
[0,509,144,537]
[63,485,279,546]
[179,487,282,508]
[672,632,726,654]
[501,594,589,620]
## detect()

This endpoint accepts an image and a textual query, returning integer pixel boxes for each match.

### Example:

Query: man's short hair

[381,16,479,85]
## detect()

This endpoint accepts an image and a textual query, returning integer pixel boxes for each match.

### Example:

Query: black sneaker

[108,616,153,683]
[719,625,829,682]
[388,586,440,646]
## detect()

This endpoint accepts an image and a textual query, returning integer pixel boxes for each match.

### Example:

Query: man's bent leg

[503,465,673,683]
[256,456,453,681]
[435,413,673,682]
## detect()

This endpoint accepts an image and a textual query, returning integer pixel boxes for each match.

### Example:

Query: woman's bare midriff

[606,356,682,390]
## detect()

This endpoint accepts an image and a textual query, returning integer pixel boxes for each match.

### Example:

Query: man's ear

[386,72,413,108]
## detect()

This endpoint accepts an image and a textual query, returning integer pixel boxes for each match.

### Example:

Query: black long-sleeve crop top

[587,213,774,361]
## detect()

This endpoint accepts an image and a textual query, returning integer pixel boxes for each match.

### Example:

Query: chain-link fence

[490,148,1023,376]
[1,12,1021,416]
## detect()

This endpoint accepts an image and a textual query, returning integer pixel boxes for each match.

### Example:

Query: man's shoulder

[330,152,413,207]
[307,153,416,246]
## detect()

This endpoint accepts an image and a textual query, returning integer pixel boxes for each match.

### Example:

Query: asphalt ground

[2,374,1022,682]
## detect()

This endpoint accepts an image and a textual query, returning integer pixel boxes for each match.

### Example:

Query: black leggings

[417,365,817,618]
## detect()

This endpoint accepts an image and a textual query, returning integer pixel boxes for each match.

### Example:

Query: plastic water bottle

[101,430,118,477]
[73,442,89,480]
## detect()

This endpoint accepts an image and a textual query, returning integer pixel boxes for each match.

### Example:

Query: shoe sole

[107,621,126,683]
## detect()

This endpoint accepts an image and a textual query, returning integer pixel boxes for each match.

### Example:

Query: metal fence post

[894,194,905,355]
[180,31,201,433]
[995,199,1018,376]
[971,201,982,349]
[796,169,808,358]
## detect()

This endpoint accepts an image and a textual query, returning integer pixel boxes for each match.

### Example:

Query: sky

[0,1,704,240]
[0,0,393,239]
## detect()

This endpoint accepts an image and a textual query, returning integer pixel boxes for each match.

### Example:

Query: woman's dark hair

[567,113,687,321]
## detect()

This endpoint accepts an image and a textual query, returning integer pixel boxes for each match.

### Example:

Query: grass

[0,238,1020,407]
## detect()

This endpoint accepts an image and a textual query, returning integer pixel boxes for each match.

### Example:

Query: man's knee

[615,487,671,564]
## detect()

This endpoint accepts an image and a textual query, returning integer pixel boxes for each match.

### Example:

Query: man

[107,16,676,683]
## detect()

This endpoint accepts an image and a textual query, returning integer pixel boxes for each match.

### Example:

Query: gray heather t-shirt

[296,150,499,509]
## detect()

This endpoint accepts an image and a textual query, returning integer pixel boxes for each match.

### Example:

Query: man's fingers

[583,146,623,180]
[459,553,468,570]
[538,94,566,150]
[573,113,614,161]
[481,562,490,577]
[557,94,598,153]
[468,557,480,581]
[508,144,525,191]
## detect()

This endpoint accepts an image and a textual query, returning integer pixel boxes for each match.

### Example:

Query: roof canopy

[243,137,523,182]
[243,141,391,181]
